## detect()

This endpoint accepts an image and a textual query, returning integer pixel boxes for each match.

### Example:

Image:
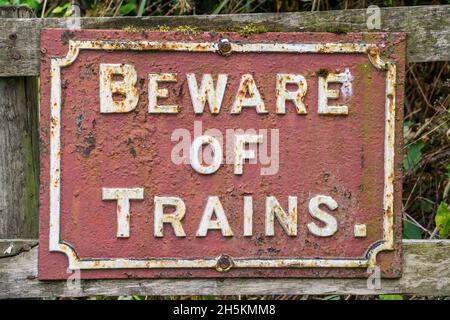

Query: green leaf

[22,0,42,10]
[403,220,422,239]
[378,294,403,300]
[52,2,71,14]
[435,202,450,238]
[420,199,434,213]
[403,140,425,171]
[64,5,80,17]
[119,1,137,16]
[403,120,413,128]
[212,0,230,14]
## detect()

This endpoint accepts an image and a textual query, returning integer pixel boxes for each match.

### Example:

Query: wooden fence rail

[0,240,449,298]
[0,4,449,297]
[0,5,449,77]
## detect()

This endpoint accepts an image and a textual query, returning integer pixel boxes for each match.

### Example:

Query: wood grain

[0,5,449,76]
[0,7,39,239]
[0,240,449,298]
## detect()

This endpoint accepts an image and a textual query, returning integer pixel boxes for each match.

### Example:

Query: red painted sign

[39,30,405,279]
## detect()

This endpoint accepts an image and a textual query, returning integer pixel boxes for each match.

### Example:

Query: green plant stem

[137,0,147,16]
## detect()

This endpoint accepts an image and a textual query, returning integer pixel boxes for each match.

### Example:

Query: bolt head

[216,254,233,272]
[218,38,232,56]
[368,46,379,57]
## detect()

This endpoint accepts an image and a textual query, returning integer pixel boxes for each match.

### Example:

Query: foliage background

[1,0,448,299]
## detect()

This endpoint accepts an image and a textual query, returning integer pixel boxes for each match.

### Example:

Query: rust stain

[38,30,404,280]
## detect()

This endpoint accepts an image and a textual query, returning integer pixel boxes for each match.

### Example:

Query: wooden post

[0,6,39,242]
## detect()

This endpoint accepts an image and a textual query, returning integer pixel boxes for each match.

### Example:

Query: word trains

[99,63,353,115]
[102,188,367,239]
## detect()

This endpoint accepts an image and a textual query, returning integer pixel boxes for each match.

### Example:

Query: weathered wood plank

[0,6,39,239]
[0,5,449,76]
[0,77,39,238]
[0,239,37,258]
[0,240,448,298]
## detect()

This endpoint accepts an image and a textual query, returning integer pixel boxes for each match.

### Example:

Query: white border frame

[48,40,396,271]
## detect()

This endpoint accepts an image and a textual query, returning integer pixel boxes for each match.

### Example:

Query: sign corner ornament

[39,29,405,279]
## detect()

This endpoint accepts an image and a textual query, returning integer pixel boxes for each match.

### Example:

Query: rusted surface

[39,30,405,279]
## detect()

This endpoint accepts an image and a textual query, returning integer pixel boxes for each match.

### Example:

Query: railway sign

[39,29,404,279]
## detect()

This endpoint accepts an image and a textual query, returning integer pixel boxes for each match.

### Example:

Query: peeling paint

[40,31,402,279]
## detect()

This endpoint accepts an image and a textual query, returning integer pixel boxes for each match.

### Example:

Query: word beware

[99,64,353,115]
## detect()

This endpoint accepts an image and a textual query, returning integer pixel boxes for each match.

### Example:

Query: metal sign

[39,30,404,279]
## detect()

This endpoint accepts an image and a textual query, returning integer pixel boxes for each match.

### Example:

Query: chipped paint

[99,64,139,113]
[318,70,351,115]
[102,188,144,238]
[307,195,339,237]
[275,74,308,114]
[41,31,402,278]
[340,68,354,99]
[354,224,367,238]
